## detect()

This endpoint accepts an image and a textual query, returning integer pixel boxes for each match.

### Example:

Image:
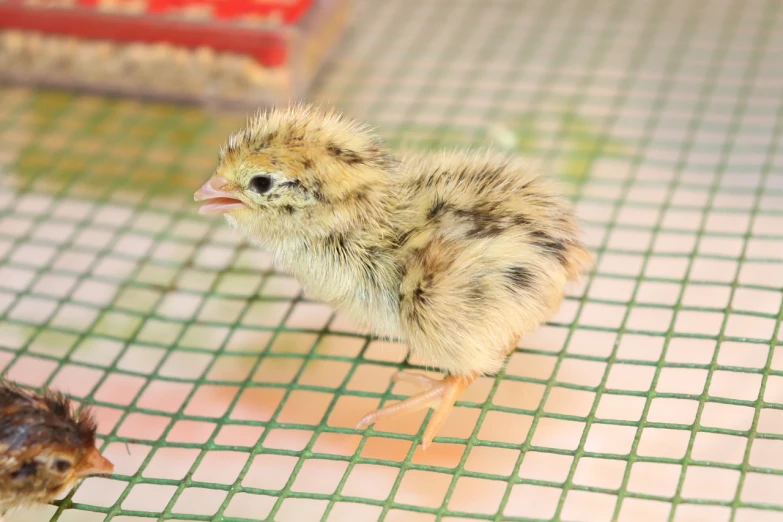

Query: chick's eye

[53,459,72,473]
[249,175,273,194]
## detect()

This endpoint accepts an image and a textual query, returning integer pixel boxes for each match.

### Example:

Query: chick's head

[0,383,113,506]
[195,105,396,242]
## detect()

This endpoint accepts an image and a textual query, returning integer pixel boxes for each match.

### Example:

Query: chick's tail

[564,240,594,282]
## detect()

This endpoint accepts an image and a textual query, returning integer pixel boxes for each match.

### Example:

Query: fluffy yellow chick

[194,105,591,449]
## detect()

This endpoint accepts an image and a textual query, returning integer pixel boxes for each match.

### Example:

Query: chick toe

[357,373,476,450]
[391,370,442,389]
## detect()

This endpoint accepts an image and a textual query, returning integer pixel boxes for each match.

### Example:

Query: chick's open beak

[194,175,247,215]
[77,447,114,477]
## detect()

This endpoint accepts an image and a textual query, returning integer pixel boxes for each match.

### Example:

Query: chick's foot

[356,372,476,451]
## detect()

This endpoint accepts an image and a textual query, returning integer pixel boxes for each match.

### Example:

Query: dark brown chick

[0,380,113,515]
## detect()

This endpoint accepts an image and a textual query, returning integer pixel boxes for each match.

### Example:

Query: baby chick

[194,105,591,449]
[0,380,113,514]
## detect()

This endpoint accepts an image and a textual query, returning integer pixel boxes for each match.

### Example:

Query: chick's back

[389,149,591,376]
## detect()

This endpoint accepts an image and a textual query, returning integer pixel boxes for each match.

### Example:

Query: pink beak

[194,175,248,215]
[77,446,114,477]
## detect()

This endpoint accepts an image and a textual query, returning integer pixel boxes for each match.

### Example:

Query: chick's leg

[356,372,476,450]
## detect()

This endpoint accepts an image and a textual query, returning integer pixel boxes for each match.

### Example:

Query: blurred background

[1,0,782,521]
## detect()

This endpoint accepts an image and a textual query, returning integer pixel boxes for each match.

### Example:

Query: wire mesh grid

[0,0,782,520]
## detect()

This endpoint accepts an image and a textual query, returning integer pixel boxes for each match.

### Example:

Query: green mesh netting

[1,0,782,521]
